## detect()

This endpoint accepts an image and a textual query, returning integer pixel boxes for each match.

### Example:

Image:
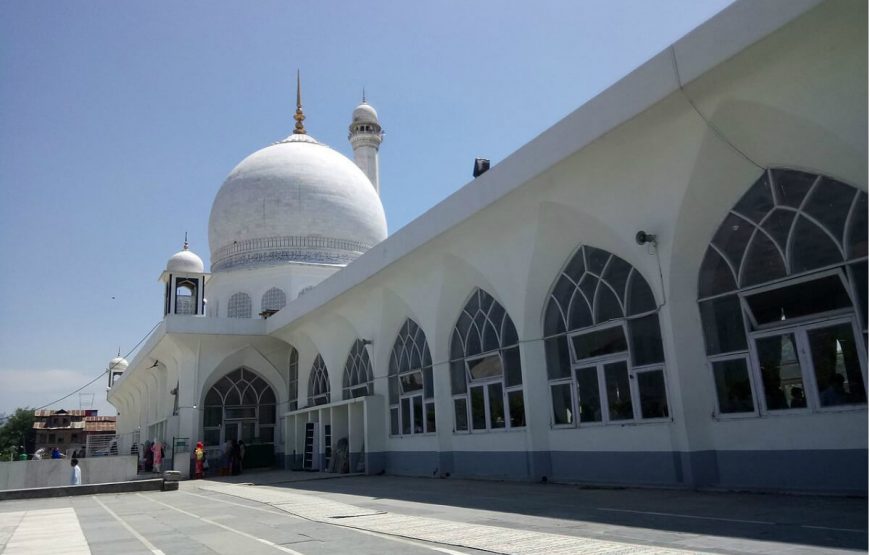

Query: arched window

[288,348,299,411]
[544,246,669,426]
[227,292,252,319]
[449,288,525,431]
[698,169,867,416]
[308,355,330,406]
[261,287,287,313]
[389,319,435,435]
[202,368,276,447]
[342,340,373,399]
[175,278,197,315]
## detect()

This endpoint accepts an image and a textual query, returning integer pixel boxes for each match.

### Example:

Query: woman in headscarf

[194,441,205,479]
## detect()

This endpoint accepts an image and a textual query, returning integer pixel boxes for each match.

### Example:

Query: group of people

[192,439,247,479]
[137,440,165,473]
[223,439,246,476]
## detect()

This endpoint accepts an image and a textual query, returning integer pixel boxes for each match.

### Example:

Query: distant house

[32,409,116,456]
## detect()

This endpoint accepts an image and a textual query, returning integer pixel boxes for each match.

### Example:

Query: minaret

[348,91,383,194]
[160,234,208,317]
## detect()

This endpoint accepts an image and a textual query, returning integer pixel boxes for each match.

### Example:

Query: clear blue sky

[0,0,733,416]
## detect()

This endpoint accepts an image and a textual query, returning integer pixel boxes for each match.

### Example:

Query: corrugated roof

[84,420,117,432]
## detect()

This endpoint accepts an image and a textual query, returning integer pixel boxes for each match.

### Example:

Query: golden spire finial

[293,69,306,135]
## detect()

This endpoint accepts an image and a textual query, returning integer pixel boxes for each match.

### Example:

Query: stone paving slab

[200,482,704,555]
[2,507,89,554]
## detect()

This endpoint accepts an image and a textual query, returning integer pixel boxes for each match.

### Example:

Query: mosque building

[108,0,867,493]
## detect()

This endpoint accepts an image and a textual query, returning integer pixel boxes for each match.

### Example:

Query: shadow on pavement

[202,470,868,552]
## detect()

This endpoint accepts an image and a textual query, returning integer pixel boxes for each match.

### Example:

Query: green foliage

[0,408,35,460]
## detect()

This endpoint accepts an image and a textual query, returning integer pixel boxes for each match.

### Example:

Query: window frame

[747,315,866,416]
[698,169,868,420]
[549,320,670,428]
[450,289,526,434]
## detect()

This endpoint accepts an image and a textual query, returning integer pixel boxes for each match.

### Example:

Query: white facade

[109,0,867,494]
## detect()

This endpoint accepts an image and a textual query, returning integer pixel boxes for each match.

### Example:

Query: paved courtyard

[0,471,865,554]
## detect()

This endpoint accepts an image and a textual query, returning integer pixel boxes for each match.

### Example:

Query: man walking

[70,458,82,485]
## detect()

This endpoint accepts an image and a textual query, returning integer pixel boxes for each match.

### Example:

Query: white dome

[352,103,379,124]
[208,134,387,271]
[166,248,205,274]
[108,356,128,372]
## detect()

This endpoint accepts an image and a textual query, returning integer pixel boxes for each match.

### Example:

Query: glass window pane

[594,283,623,323]
[698,247,737,298]
[488,383,505,429]
[389,376,399,404]
[413,396,424,434]
[740,231,787,287]
[545,336,571,379]
[204,406,222,427]
[637,370,669,419]
[699,295,748,355]
[470,387,486,430]
[576,366,602,423]
[423,367,434,399]
[603,256,632,303]
[483,322,500,352]
[205,389,221,406]
[604,361,633,420]
[551,383,574,425]
[564,249,585,282]
[809,323,867,406]
[450,361,467,394]
[761,209,796,255]
[756,334,803,411]
[454,399,468,431]
[734,173,774,222]
[468,354,503,380]
[390,407,399,435]
[790,216,843,273]
[508,390,525,428]
[425,402,436,433]
[712,213,754,274]
[586,247,610,275]
[804,178,855,242]
[568,289,594,330]
[847,193,868,259]
[571,326,627,360]
[400,371,424,393]
[627,271,657,315]
[259,404,276,425]
[503,346,523,387]
[745,275,852,325]
[203,428,220,446]
[712,358,755,413]
[544,298,567,337]
[401,398,411,435]
[850,262,867,330]
[770,169,816,208]
[629,314,665,365]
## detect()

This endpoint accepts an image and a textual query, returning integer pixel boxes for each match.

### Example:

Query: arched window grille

[308,355,330,406]
[342,340,373,399]
[227,292,252,319]
[202,368,276,447]
[544,245,669,426]
[449,288,525,431]
[288,348,299,411]
[697,169,867,416]
[388,319,435,435]
[261,287,287,312]
[175,278,198,315]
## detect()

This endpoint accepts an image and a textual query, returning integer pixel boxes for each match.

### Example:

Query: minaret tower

[348,91,384,194]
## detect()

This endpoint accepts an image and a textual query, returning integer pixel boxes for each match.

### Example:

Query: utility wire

[34,321,162,410]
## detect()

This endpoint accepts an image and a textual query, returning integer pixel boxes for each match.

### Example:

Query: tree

[0,408,35,461]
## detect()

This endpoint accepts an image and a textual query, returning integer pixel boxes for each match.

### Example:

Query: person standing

[238,441,246,474]
[194,441,205,479]
[152,441,163,473]
[70,459,82,485]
